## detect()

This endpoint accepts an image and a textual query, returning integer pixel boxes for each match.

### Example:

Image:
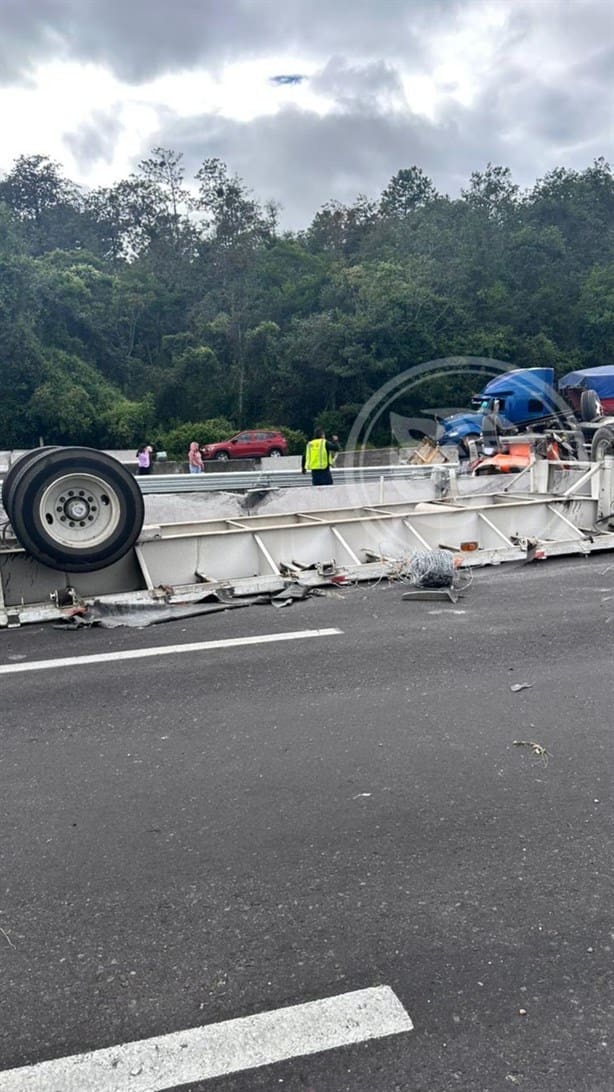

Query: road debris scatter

[513,740,550,765]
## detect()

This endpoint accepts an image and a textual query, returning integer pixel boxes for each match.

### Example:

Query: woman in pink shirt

[188,441,204,473]
[136,444,152,475]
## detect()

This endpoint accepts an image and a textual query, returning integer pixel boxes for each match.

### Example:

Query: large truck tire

[580,389,602,422]
[2,447,60,519]
[591,425,614,461]
[7,447,145,572]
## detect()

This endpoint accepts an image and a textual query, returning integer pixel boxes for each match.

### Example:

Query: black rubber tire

[580,389,602,422]
[8,447,145,572]
[2,447,60,523]
[268,448,283,457]
[591,425,614,461]
[214,451,230,461]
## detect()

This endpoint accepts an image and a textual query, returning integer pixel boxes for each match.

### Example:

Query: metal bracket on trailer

[402,588,460,603]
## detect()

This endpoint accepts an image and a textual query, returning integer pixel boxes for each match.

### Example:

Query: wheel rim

[38,472,122,549]
[269,449,282,457]
[216,453,229,461]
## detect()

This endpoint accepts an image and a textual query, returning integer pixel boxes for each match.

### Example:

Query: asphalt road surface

[0,555,613,1091]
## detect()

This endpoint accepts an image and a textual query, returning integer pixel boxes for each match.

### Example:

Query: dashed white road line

[0,628,343,676]
[0,986,413,1090]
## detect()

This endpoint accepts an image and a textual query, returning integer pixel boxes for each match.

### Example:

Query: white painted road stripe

[0,986,412,1090]
[0,628,343,676]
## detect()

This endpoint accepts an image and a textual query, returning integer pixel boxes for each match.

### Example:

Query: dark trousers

[311,469,333,485]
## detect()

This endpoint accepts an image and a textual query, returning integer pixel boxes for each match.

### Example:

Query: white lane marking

[0,628,342,676]
[0,986,412,1091]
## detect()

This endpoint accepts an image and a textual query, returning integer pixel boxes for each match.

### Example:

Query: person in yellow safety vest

[302,428,339,485]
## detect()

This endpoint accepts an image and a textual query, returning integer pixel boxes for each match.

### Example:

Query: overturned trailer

[2,446,614,627]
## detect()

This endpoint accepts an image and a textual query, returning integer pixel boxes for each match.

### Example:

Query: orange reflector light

[460,541,479,551]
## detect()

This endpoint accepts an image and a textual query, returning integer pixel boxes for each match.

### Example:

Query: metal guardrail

[136,464,456,494]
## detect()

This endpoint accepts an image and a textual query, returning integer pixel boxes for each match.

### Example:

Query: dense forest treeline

[1,150,613,455]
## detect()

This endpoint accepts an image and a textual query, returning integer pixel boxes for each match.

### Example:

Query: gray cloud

[461,26,614,169]
[63,108,124,168]
[0,0,64,84]
[150,99,510,228]
[311,57,405,112]
[0,0,460,85]
[140,0,612,230]
[0,0,610,230]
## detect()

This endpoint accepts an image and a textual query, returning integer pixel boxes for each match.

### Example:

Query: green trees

[0,151,613,450]
[158,418,236,460]
[579,265,614,361]
[0,154,85,255]
[0,205,155,446]
[379,166,438,218]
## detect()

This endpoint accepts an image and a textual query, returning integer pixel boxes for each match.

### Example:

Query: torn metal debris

[53,583,322,628]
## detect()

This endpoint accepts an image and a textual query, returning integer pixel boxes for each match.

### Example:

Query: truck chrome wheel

[37,473,122,548]
[6,448,144,572]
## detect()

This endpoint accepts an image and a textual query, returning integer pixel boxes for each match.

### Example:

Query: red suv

[201,430,288,461]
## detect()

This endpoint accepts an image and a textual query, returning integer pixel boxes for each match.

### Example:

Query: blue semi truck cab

[438,365,614,452]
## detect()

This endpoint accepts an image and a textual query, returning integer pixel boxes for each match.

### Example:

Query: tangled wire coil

[407,549,457,588]
[365,546,474,592]
[386,549,473,590]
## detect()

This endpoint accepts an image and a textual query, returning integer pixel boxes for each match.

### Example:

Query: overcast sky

[0,0,612,228]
